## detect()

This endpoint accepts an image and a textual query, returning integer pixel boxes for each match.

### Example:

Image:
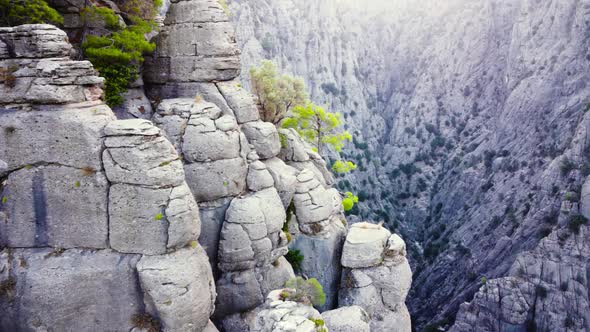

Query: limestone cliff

[0,24,216,332]
[0,1,416,331]
[230,0,590,329]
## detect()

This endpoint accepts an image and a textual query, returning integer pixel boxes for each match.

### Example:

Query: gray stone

[184,157,248,202]
[166,183,201,250]
[322,306,371,332]
[290,222,346,311]
[0,105,114,171]
[278,128,309,162]
[104,119,160,136]
[247,161,275,191]
[114,87,154,120]
[198,197,232,274]
[0,248,142,332]
[263,157,298,207]
[215,270,265,317]
[341,222,391,268]
[108,184,171,255]
[137,247,216,332]
[242,121,281,159]
[217,80,260,124]
[103,134,185,188]
[0,24,72,59]
[0,165,108,249]
[182,124,241,162]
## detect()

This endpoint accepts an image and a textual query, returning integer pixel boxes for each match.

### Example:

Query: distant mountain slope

[230,0,590,328]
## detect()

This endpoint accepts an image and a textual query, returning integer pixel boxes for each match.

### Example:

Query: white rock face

[231,0,590,328]
[322,306,370,332]
[0,25,216,332]
[339,224,413,332]
[341,222,392,268]
[144,0,241,87]
[137,247,216,332]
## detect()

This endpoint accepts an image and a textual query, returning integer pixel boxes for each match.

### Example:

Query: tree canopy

[81,6,157,106]
[250,60,307,124]
[282,102,352,156]
[0,0,63,27]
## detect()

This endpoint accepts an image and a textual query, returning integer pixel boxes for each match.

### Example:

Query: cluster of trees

[1,0,161,107]
[0,0,63,26]
[250,61,358,212]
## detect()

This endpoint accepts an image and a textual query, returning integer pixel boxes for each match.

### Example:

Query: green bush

[282,277,326,307]
[568,214,588,234]
[81,8,157,106]
[285,249,304,272]
[0,0,63,26]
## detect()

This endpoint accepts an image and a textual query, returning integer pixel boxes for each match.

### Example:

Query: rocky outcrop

[0,25,216,332]
[230,0,590,328]
[451,191,590,332]
[322,306,371,332]
[144,0,241,100]
[339,223,413,331]
[220,289,327,332]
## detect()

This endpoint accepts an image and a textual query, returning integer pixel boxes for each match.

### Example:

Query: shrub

[81,6,157,106]
[568,214,588,234]
[560,157,577,176]
[0,0,63,26]
[285,249,304,272]
[535,285,548,298]
[131,313,161,332]
[342,192,359,211]
[250,60,307,124]
[320,82,339,96]
[282,102,352,156]
[282,277,326,307]
[332,160,357,173]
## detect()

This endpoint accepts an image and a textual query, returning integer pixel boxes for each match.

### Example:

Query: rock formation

[339,223,413,331]
[230,0,590,328]
[0,24,216,332]
[1,1,417,331]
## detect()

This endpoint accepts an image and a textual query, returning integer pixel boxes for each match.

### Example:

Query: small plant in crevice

[285,248,304,272]
[0,277,16,300]
[44,247,65,259]
[281,277,326,308]
[131,313,161,332]
[568,214,588,234]
[155,213,164,221]
[535,284,548,298]
[560,157,577,176]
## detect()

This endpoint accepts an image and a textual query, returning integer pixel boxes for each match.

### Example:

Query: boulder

[341,222,391,268]
[247,161,275,191]
[144,0,240,85]
[0,105,114,171]
[217,80,260,124]
[242,121,281,160]
[339,226,413,332]
[184,157,248,202]
[0,248,142,331]
[137,247,216,332]
[322,306,370,332]
[0,165,109,249]
[263,157,298,208]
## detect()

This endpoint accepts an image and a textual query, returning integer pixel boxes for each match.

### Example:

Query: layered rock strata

[0,24,216,332]
[339,222,413,331]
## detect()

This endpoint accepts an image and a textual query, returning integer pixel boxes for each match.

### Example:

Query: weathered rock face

[144,0,241,100]
[220,289,327,332]
[339,223,412,332]
[230,0,590,328]
[0,25,216,332]
[0,25,103,108]
[451,201,590,332]
[322,305,371,332]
